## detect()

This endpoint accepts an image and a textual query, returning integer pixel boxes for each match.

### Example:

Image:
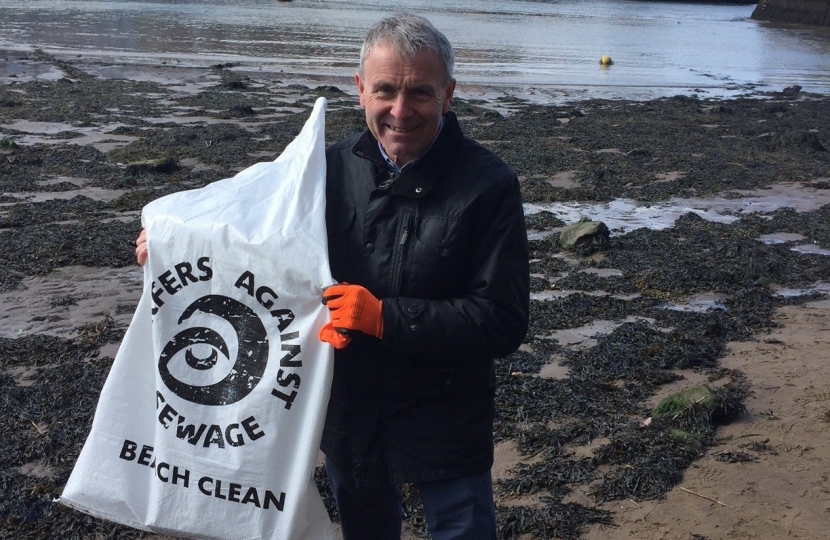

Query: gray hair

[359,13,455,87]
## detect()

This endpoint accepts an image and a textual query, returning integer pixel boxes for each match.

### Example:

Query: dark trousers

[325,457,498,540]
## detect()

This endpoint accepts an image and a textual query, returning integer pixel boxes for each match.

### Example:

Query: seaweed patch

[2,53,829,538]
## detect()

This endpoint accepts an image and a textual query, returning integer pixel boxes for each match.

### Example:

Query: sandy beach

[1,50,829,540]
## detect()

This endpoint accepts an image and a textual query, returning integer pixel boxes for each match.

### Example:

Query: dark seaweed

[2,51,829,539]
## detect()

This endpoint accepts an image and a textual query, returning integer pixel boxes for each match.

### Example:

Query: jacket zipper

[390,211,413,295]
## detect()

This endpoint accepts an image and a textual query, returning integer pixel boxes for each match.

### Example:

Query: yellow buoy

[600,55,614,66]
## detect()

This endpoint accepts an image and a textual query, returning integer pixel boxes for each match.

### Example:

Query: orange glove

[322,284,383,339]
[318,322,352,349]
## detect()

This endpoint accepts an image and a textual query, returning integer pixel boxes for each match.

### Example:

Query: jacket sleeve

[379,176,529,362]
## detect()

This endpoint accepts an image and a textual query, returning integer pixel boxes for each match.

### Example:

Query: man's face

[355,42,455,167]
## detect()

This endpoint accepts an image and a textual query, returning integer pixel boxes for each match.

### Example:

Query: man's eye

[411,89,434,100]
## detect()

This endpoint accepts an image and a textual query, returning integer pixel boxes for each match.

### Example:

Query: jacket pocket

[413,216,464,257]
[410,216,467,295]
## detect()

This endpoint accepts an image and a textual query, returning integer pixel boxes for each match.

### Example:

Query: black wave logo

[158,295,269,406]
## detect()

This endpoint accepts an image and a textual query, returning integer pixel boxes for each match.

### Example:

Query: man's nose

[389,94,413,119]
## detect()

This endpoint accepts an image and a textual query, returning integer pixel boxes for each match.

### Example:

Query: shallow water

[524,182,830,236]
[1,0,830,101]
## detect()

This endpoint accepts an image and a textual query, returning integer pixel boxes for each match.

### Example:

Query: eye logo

[158,295,269,406]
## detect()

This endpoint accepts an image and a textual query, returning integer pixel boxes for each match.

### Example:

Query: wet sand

[1,49,829,539]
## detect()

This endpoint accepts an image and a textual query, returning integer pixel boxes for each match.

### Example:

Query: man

[138,13,529,539]
[314,13,529,540]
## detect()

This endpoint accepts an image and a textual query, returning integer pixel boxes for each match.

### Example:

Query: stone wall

[752,0,830,26]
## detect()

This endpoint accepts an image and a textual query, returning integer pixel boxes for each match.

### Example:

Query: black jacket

[322,112,529,487]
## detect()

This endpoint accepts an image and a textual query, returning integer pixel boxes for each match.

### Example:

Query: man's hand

[322,284,383,339]
[135,229,148,266]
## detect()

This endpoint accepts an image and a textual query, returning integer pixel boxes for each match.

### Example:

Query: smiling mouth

[386,125,417,133]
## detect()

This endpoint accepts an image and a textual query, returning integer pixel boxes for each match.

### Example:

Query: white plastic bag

[62,98,335,540]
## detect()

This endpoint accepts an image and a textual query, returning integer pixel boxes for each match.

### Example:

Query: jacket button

[409,324,418,331]
[365,243,375,253]
[415,187,423,193]
[356,150,364,157]
[406,306,418,315]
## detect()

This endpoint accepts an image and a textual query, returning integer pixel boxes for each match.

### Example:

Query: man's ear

[442,79,456,114]
[355,72,366,108]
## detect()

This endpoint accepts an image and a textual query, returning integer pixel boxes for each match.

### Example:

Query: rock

[767,130,827,152]
[558,220,610,255]
[782,84,802,97]
[314,85,343,94]
[0,137,17,149]
[765,103,789,114]
[125,157,178,176]
[224,80,247,90]
[802,132,828,151]
[669,429,704,454]
[752,0,830,27]
[525,210,565,230]
[229,104,256,117]
[653,385,716,418]
[709,105,733,115]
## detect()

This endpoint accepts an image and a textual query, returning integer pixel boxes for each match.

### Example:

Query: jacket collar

[352,112,464,199]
